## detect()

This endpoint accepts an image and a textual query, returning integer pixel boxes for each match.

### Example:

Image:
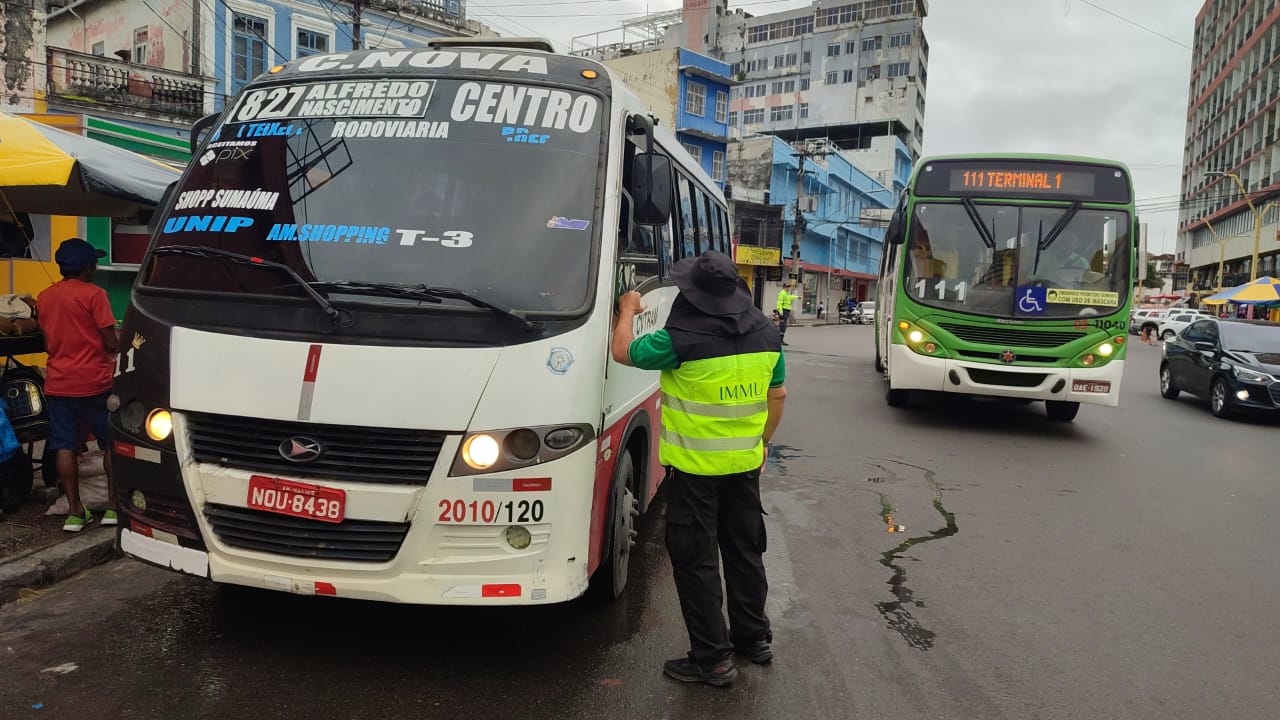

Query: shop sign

[736,245,781,266]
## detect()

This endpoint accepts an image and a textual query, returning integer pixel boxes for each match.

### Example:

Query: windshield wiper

[307,281,543,333]
[960,197,997,249]
[1039,201,1083,251]
[150,245,343,328]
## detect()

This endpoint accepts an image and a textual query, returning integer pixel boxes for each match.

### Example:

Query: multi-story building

[1177,0,1280,299]
[676,0,928,167]
[584,46,734,188]
[729,136,898,316]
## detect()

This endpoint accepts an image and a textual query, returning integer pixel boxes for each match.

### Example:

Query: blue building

[673,49,735,189]
[729,136,899,312]
[213,0,489,108]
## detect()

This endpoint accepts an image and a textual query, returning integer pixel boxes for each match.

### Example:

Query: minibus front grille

[187,412,445,484]
[204,504,409,562]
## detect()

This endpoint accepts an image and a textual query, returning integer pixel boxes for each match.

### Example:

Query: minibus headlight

[451,424,596,476]
[1098,343,1115,357]
[122,401,146,433]
[505,429,541,461]
[544,427,583,450]
[462,434,500,470]
[145,409,173,441]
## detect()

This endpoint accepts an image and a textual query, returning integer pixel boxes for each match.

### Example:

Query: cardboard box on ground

[43,448,109,515]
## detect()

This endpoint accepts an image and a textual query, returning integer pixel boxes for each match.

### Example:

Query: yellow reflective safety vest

[658,304,783,476]
[776,288,796,311]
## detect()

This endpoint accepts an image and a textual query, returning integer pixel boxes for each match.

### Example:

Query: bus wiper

[150,245,343,328]
[960,197,997,249]
[1039,201,1082,251]
[308,281,543,333]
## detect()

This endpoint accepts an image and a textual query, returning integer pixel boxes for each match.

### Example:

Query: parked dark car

[1160,319,1280,418]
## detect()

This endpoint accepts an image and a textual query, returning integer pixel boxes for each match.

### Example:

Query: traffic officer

[612,250,787,688]
[775,280,798,345]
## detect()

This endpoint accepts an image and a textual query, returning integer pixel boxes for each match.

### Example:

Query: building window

[715,91,728,123]
[800,77,811,91]
[728,111,738,127]
[747,58,768,73]
[91,41,105,56]
[685,82,706,116]
[232,13,269,94]
[730,62,742,76]
[862,36,882,52]
[843,69,854,83]
[133,27,149,64]
[769,105,794,122]
[846,41,857,54]
[826,71,838,85]
[799,102,809,119]
[712,150,725,182]
[743,108,765,124]
[888,62,911,78]
[802,51,811,64]
[862,65,882,81]
[745,83,767,98]
[890,32,912,48]
[296,28,328,58]
[683,143,702,162]
[771,79,796,94]
[826,43,841,57]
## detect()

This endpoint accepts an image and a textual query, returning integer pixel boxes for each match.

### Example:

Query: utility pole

[791,145,806,285]
[351,0,364,50]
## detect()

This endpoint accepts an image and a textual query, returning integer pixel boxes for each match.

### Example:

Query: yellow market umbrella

[0,111,179,217]
[1202,276,1280,305]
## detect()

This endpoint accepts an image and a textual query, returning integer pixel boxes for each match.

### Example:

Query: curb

[0,527,118,606]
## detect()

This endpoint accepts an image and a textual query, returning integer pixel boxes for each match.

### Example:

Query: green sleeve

[628,329,680,371]
[771,349,786,387]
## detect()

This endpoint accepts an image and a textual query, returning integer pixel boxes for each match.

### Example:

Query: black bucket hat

[670,250,755,317]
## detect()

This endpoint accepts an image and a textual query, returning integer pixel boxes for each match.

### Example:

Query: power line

[1072,0,1192,50]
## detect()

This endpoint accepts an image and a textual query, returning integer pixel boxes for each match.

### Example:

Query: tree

[1142,261,1164,289]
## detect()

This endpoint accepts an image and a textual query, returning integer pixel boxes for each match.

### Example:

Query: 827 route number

[437,499,545,524]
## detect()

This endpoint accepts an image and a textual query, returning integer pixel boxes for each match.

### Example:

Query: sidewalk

[0,466,119,605]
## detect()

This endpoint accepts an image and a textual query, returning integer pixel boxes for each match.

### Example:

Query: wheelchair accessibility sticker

[1015,286,1047,315]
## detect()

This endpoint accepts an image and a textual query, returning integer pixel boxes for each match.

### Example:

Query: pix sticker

[547,217,590,231]
[547,347,574,375]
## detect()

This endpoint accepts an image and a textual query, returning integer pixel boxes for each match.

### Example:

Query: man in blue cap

[37,238,119,532]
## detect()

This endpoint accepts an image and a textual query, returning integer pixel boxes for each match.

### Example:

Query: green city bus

[874,154,1141,422]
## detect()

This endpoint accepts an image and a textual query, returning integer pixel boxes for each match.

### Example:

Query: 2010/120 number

[916,279,968,302]
[437,499,544,524]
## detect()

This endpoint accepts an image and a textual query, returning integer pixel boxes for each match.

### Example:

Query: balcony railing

[46,47,215,119]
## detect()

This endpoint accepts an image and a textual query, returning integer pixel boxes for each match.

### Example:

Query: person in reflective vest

[775,281,797,345]
[612,250,788,688]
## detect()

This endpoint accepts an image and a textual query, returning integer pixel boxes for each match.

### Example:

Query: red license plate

[247,475,345,523]
[1072,380,1112,394]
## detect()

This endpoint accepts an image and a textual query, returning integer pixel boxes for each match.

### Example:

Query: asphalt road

[3,326,1278,720]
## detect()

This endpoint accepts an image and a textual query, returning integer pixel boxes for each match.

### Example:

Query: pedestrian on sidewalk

[36,239,119,532]
[612,250,787,688]
[816,301,825,321]
[776,280,798,346]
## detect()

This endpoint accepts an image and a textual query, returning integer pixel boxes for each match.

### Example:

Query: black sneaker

[662,655,738,687]
[735,639,773,665]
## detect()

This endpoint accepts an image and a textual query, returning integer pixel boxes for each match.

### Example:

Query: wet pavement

[3,327,1279,719]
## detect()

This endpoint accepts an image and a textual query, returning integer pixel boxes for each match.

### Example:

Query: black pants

[665,467,771,665]
[778,309,791,339]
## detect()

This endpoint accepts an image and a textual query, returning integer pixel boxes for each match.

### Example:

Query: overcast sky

[474,0,1203,253]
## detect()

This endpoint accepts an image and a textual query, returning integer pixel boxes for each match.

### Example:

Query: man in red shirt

[37,238,119,532]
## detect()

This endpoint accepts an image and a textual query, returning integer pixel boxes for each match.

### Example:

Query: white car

[1157,310,1213,341]
[854,301,876,324]
[1130,309,1168,336]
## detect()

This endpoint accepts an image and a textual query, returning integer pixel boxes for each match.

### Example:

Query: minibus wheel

[590,449,637,601]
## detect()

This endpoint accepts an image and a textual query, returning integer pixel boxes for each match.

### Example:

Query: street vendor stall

[1202,277,1280,320]
[0,111,179,512]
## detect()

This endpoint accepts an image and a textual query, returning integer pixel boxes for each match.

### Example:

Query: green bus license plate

[1072,380,1111,394]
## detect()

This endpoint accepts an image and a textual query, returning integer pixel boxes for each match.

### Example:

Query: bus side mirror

[884,210,905,245]
[631,153,672,226]
[190,113,220,152]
